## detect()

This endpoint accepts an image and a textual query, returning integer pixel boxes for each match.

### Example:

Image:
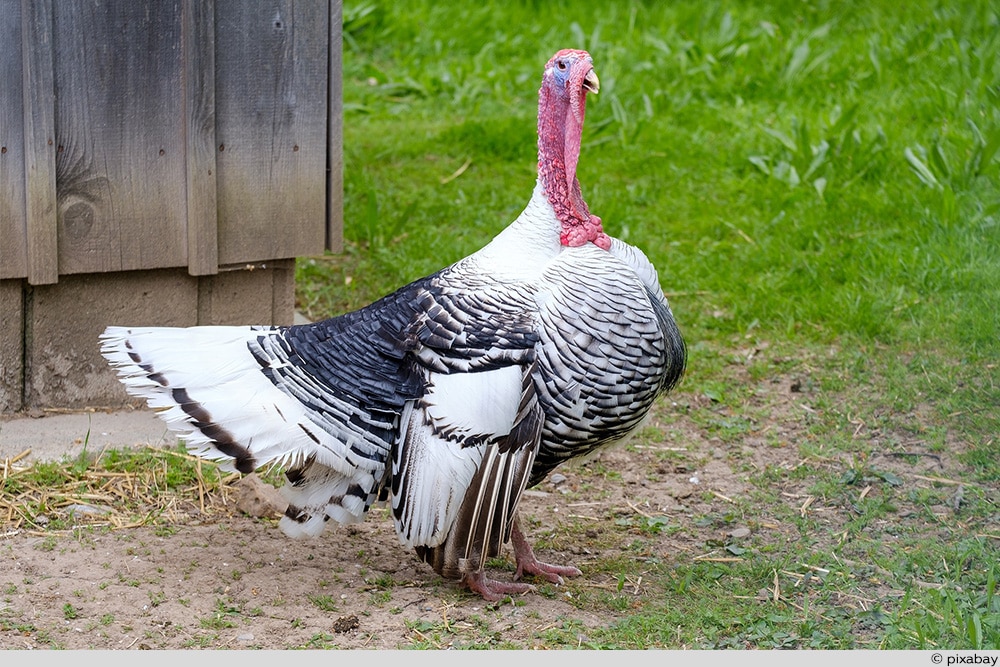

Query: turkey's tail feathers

[100,325,387,529]
[279,455,384,537]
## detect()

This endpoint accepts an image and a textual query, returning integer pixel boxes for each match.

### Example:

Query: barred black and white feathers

[100,49,685,601]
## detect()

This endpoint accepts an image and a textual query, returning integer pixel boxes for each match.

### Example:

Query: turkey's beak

[583,69,600,95]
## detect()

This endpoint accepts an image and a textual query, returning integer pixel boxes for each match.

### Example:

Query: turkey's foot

[461,569,536,602]
[511,517,582,585]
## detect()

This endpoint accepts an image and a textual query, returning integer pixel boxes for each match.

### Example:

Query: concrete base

[0,281,24,413]
[0,408,180,465]
[1,261,296,414]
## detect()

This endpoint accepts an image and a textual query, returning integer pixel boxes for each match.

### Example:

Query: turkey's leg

[510,515,582,584]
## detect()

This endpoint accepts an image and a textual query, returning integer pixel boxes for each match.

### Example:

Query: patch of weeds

[199,598,242,630]
[533,618,593,648]
[368,590,393,606]
[636,515,673,535]
[100,613,114,626]
[36,536,57,552]
[704,414,757,441]
[886,569,1000,649]
[62,603,80,620]
[308,593,339,612]
[302,632,338,649]
[404,618,452,649]
[183,634,218,648]
[0,619,37,634]
[199,614,237,631]
[367,573,396,590]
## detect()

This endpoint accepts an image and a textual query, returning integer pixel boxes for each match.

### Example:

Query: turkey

[100,48,686,601]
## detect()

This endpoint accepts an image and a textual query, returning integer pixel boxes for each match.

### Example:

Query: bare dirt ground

[0,358,984,650]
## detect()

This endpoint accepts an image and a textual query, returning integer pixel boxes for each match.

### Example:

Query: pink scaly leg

[510,516,582,585]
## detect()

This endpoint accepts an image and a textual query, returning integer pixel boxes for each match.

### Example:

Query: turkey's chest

[533,248,668,443]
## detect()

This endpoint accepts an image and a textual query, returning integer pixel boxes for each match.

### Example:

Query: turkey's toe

[514,559,582,585]
[510,516,581,585]
[462,570,536,602]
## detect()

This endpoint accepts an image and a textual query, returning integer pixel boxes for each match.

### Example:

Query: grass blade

[905,147,942,189]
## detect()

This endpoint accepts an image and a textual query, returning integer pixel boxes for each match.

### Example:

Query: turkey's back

[529,243,685,486]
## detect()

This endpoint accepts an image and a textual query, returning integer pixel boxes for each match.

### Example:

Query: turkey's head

[537,49,609,250]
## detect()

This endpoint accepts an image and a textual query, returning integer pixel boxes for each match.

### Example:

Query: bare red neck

[536,56,610,250]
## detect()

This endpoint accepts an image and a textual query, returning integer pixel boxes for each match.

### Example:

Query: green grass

[296,0,1000,650]
[307,0,1000,359]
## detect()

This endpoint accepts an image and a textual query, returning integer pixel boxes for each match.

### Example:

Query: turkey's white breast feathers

[391,365,531,550]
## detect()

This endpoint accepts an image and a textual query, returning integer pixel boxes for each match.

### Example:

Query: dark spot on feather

[286,467,306,486]
[128,352,142,363]
[148,372,169,387]
[286,455,316,487]
[298,422,320,444]
[124,340,133,350]
[274,404,286,421]
[138,363,168,386]
[284,504,309,523]
[346,484,366,500]
[171,388,256,473]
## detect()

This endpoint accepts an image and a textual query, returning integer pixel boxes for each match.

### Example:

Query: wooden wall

[0,0,343,413]
[0,0,339,284]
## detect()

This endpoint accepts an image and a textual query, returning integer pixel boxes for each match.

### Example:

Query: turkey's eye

[557,60,567,71]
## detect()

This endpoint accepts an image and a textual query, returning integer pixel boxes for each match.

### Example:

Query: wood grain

[215,0,327,265]
[0,0,27,280]
[184,0,219,276]
[5,0,336,281]
[21,0,58,285]
[52,0,187,275]
[326,0,344,253]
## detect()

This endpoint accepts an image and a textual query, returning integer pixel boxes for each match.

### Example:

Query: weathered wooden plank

[0,1,28,280]
[51,0,188,275]
[326,0,344,253]
[21,0,58,286]
[184,0,219,276]
[215,0,328,265]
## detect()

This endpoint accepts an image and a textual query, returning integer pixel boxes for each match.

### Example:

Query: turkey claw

[514,560,583,585]
[462,570,536,602]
